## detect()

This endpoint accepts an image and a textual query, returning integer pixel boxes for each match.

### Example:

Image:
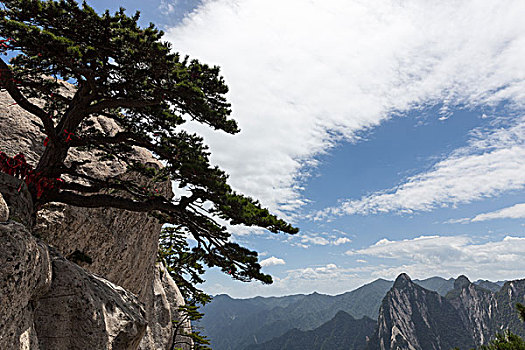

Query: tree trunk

[0,173,35,227]
[34,141,69,178]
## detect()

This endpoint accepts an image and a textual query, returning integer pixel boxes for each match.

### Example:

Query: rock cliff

[1,90,192,349]
[369,273,473,350]
[370,273,525,350]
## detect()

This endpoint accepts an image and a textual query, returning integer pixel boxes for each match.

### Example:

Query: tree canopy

[0,0,298,303]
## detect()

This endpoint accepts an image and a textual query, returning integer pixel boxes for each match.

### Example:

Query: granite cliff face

[370,274,525,350]
[0,199,148,350]
[0,90,192,349]
[370,273,473,350]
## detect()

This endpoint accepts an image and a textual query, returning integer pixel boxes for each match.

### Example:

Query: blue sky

[87,0,525,297]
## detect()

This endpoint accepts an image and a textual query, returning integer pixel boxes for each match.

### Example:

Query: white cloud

[203,262,381,297]
[472,203,525,222]
[346,235,525,281]
[444,218,471,224]
[166,0,525,219]
[301,235,330,246]
[260,256,286,267]
[333,237,352,245]
[445,202,525,223]
[159,0,177,15]
[316,116,525,219]
[263,263,386,295]
[295,233,352,247]
[203,235,525,297]
[285,263,345,281]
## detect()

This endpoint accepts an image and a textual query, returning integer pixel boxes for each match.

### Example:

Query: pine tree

[0,0,298,304]
[517,303,525,323]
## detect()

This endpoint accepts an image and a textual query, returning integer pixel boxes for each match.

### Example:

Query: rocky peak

[393,273,412,289]
[370,273,474,350]
[371,272,525,350]
[454,275,471,290]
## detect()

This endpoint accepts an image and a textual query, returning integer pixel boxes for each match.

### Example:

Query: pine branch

[86,97,161,114]
[45,190,181,214]
[0,59,56,138]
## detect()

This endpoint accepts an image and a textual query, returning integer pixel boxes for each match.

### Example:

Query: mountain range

[197,275,523,350]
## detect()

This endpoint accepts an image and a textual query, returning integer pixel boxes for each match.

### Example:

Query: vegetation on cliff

[0,2,298,346]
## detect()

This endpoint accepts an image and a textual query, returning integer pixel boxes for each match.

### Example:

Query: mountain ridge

[200,275,521,350]
[248,311,376,350]
[370,274,525,349]
[200,275,511,350]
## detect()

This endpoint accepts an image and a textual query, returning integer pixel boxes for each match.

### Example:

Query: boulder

[34,249,147,350]
[0,221,147,350]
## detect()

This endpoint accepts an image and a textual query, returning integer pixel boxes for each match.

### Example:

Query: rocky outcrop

[370,274,474,350]
[0,220,147,350]
[0,173,34,227]
[0,221,51,350]
[447,276,525,343]
[446,276,498,345]
[160,264,193,349]
[35,249,147,350]
[0,192,8,222]
[370,273,525,350]
[1,88,191,349]
[139,264,193,350]
[0,92,170,300]
[494,280,525,335]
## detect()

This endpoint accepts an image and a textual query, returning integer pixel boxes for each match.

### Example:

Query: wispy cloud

[159,0,177,15]
[333,237,352,245]
[167,0,525,219]
[260,256,286,267]
[316,116,525,219]
[472,203,525,222]
[204,235,525,297]
[445,202,525,224]
[346,235,525,281]
[301,235,330,246]
[294,233,352,248]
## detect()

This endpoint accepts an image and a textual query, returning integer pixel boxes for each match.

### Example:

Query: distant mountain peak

[393,273,412,288]
[454,275,471,289]
[334,310,354,319]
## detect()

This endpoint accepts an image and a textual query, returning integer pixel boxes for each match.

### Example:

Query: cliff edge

[0,89,192,349]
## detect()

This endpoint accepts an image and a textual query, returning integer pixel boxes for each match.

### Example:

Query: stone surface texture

[138,264,193,350]
[0,173,34,226]
[1,87,191,349]
[159,264,193,350]
[0,221,51,350]
[0,192,8,222]
[0,221,147,350]
[34,249,147,350]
